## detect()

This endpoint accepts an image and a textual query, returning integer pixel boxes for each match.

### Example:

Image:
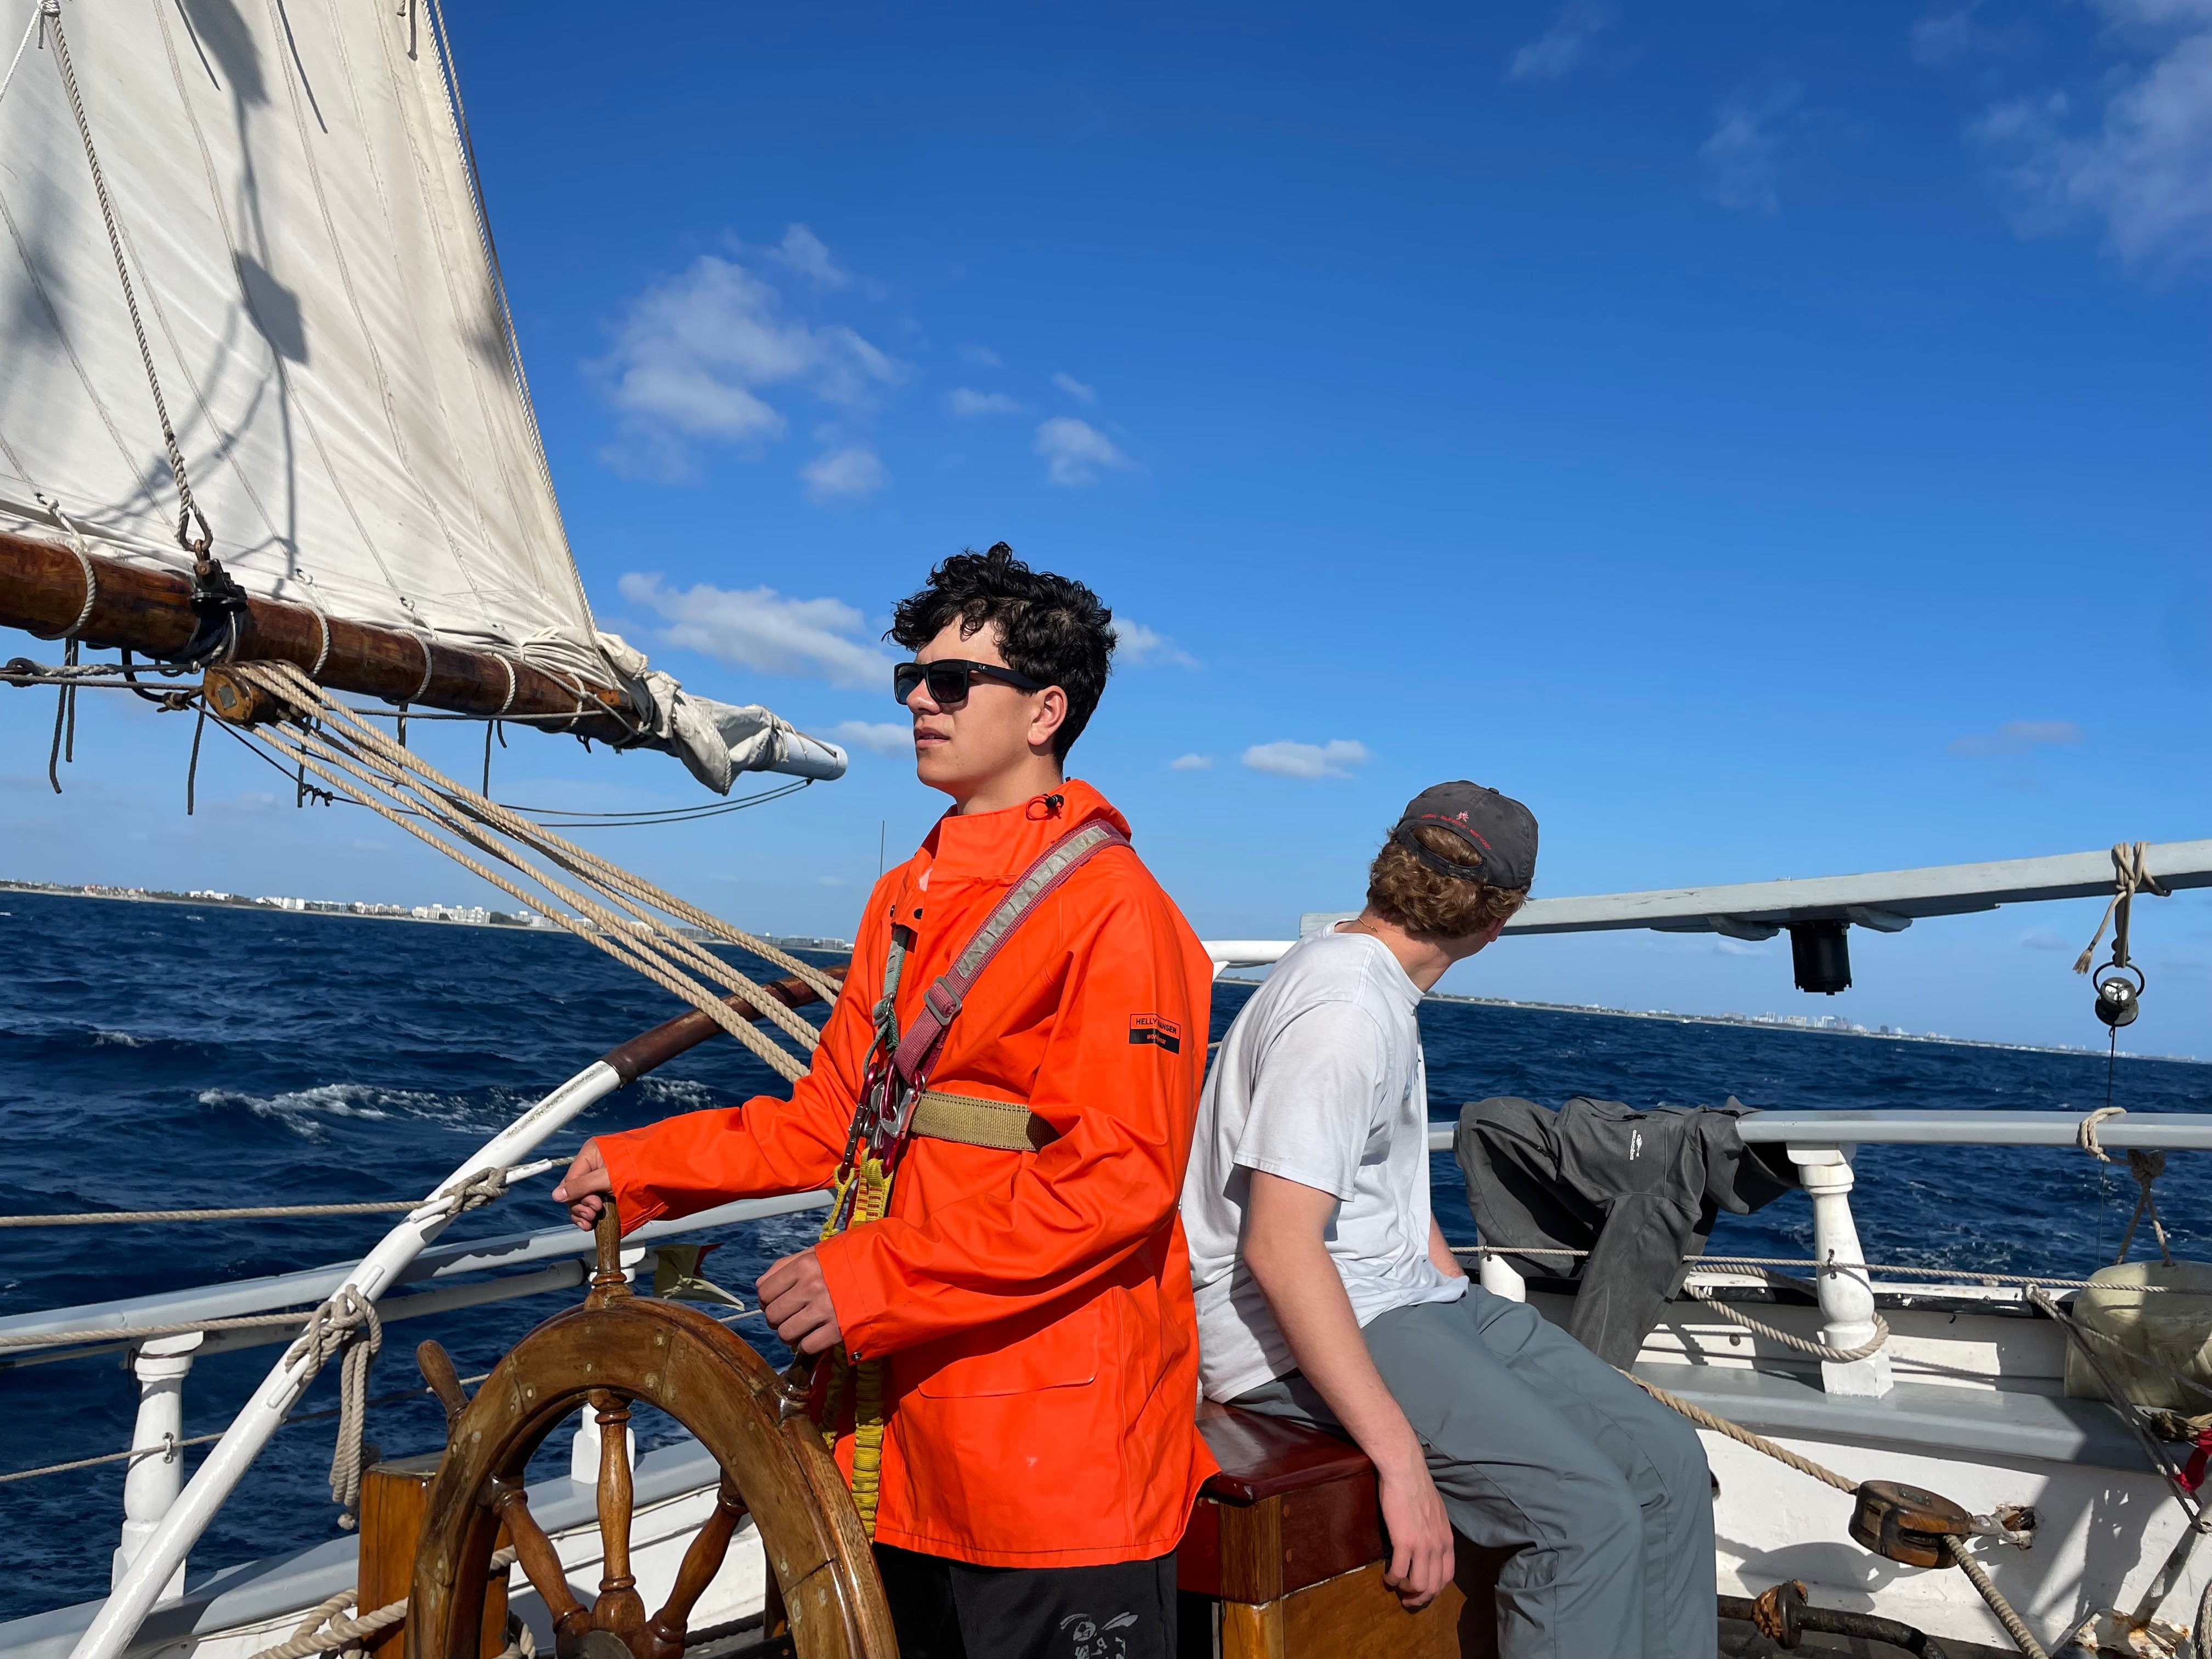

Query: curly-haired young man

[558,545,1215,1659]
[1182,783,1716,1659]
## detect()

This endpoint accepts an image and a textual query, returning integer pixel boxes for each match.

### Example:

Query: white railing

[1432,1109,2212,1402]
[35,1104,2212,1650]
[5,1187,832,1602]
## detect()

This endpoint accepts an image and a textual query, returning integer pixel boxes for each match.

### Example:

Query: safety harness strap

[888,817,1130,1086]
[909,1088,1059,1152]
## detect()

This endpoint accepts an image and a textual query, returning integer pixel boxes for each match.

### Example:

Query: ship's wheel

[407,1203,896,1659]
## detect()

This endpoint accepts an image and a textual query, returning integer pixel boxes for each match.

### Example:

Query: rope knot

[441,1165,509,1217]
[2074,841,2170,975]
[283,1288,383,1528]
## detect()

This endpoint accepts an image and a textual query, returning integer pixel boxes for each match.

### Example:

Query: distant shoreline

[8,882,2197,1065]
[0,880,854,954]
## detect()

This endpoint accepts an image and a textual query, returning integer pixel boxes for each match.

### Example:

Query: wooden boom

[0,528,640,742]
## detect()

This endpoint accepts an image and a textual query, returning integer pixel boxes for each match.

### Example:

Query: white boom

[1201,837,2212,968]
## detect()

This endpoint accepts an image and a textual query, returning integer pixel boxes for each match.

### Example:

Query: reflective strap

[908,1089,1058,1153]
[890,819,1130,1082]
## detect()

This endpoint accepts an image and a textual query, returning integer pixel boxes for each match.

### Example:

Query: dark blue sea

[2,892,2206,1620]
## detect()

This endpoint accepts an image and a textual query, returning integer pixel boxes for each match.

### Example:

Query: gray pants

[1232,1285,1715,1659]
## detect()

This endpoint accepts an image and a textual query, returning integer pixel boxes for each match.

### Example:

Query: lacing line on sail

[0,0,42,109]
[41,0,216,568]
[224,661,837,1063]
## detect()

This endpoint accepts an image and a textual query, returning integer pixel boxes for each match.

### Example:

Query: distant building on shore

[413,902,491,925]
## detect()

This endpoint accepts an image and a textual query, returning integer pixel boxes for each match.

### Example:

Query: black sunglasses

[893,658,1047,708]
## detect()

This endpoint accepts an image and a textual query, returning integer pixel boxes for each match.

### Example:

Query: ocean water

[1,892,2206,1619]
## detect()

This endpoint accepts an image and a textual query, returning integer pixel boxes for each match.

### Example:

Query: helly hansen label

[1128,1015,1182,1054]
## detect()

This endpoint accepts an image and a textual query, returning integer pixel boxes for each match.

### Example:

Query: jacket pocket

[911,1296,1103,1398]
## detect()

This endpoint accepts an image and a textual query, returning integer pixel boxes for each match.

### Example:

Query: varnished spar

[0,528,639,742]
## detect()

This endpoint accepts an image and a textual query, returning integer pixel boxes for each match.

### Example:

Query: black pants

[872,1543,1178,1659]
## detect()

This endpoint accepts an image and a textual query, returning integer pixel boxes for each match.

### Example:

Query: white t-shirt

[1182,926,1466,1403]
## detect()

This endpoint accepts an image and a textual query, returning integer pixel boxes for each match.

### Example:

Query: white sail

[0,0,845,785]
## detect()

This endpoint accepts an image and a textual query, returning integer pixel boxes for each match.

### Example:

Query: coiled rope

[283,1289,382,1528]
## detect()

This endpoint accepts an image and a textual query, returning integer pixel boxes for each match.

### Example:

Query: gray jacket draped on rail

[1453,1096,1797,1369]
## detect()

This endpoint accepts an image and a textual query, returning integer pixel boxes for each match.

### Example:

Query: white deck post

[1787,1144,1892,1398]
[112,1332,204,1599]
[1478,1254,1527,1302]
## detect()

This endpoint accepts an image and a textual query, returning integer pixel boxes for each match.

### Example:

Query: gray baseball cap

[1391,781,1538,891]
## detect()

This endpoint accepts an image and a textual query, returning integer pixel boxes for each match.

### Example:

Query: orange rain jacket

[597,780,1218,1568]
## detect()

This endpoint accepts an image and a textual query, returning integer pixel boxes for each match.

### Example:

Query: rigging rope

[0,1369,496,1486]
[1623,1373,2050,1657]
[0,1160,559,1228]
[221,662,834,1080]
[281,1288,382,1529]
[2078,1107,2175,1267]
[1678,1281,1891,1363]
[245,1549,521,1659]
[1450,1245,2199,1294]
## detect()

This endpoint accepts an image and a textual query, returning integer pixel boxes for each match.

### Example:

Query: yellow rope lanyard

[810,917,913,1538]
[815,1155,894,1534]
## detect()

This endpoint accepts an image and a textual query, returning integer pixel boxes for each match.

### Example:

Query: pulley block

[202,666,276,726]
[1848,1479,1973,1568]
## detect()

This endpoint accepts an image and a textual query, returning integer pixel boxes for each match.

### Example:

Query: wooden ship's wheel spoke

[406,1204,893,1659]
[645,1477,749,1659]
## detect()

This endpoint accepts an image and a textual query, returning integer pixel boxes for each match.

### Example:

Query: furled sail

[0,0,842,787]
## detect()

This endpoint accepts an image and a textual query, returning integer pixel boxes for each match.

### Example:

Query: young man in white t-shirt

[1182,782,1715,1659]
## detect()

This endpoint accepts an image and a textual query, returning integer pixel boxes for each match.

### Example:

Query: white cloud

[1113,619,1199,668]
[1170,753,1214,771]
[618,573,894,689]
[2019,927,2072,951]
[768,224,849,290]
[959,344,1003,368]
[591,248,904,477]
[1509,3,1611,81]
[1034,417,1131,487]
[1970,4,2212,270]
[1700,81,1803,216]
[1910,4,1980,64]
[1052,372,1098,404]
[945,387,1027,417]
[1948,720,2084,758]
[800,446,889,502]
[831,720,912,757]
[819,875,850,887]
[1242,739,1372,780]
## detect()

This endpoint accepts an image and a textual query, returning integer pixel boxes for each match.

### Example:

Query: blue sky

[4,1,2208,1051]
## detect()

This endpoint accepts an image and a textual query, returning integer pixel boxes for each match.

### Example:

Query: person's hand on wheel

[551,1141,611,1230]
[758,1248,844,1356]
